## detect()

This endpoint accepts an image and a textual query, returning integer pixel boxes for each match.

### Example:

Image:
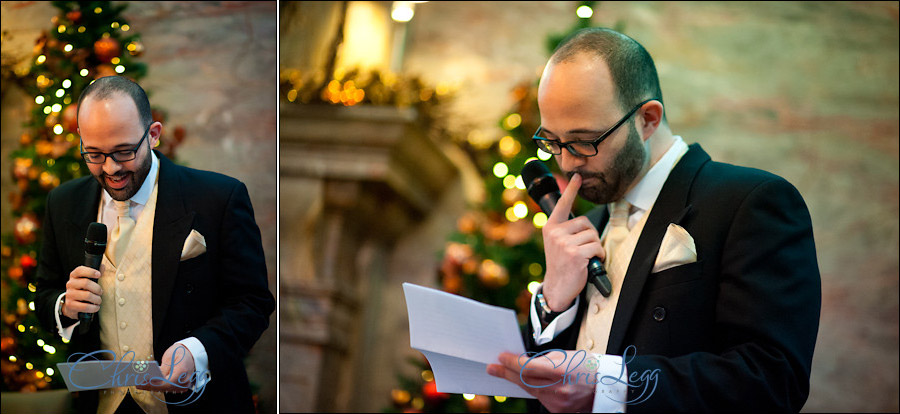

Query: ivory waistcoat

[575,205,654,354]
[97,181,167,414]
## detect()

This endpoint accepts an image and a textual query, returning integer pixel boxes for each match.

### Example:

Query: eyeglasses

[80,123,151,164]
[533,98,659,157]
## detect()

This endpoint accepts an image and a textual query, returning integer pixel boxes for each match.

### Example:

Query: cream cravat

[603,200,631,269]
[110,200,135,266]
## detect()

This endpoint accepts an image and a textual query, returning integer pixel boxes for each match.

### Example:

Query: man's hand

[62,266,103,319]
[541,173,606,310]
[137,343,195,393]
[487,350,597,413]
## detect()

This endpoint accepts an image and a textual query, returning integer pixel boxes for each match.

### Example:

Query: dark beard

[95,149,152,201]
[565,123,645,205]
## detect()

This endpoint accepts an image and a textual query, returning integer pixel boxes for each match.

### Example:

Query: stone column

[279,104,457,412]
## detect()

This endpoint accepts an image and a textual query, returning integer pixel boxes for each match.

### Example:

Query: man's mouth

[105,173,129,190]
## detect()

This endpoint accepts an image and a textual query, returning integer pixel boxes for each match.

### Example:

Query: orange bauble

[93,37,120,63]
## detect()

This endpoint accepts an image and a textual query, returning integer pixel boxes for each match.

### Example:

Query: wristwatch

[535,287,571,325]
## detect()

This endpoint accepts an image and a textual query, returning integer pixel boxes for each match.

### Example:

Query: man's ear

[638,100,664,141]
[148,121,163,148]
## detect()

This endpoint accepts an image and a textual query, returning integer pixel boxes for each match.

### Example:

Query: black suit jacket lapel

[151,152,195,344]
[606,144,710,355]
[62,178,102,269]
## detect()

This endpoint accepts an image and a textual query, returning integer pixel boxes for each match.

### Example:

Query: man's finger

[547,173,581,224]
[498,352,566,381]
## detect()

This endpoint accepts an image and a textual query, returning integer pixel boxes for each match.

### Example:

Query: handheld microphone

[79,222,107,334]
[521,160,612,297]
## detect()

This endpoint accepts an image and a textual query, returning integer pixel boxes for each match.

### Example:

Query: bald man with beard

[487,28,820,413]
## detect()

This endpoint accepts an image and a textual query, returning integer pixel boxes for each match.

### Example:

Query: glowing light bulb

[537,148,553,161]
[115,65,125,73]
[35,96,45,105]
[503,113,522,130]
[576,5,593,19]
[527,281,542,295]
[503,175,517,189]
[513,201,528,219]
[391,2,415,22]
[533,212,548,228]
[493,162,509,178]
[515,175,526,190]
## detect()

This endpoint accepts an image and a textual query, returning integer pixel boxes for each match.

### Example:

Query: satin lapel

[606,144,710,355]
[63,178,102,269]
[151,152,195,343]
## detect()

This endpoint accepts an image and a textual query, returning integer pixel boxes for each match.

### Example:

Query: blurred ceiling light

[392,1,415,22]
[576,5,593,19]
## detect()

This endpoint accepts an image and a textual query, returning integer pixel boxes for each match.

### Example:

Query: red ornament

[20,254,37,270]
[66,10,82,23]
[93,37,120,63]
[422,380,448,404]
[0,337,14,353]
[62,104,78,133]
[8,266,24,282]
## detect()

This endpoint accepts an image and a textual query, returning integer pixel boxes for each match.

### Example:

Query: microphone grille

[521,159,552,185]
[85,222,107,254]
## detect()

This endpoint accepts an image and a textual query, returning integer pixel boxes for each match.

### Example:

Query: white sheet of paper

[403,282,534,399]
[56,360,165,392]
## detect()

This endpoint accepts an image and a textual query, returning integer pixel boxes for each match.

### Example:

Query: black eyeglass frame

[80,123,152,164]
[532,98,660,157]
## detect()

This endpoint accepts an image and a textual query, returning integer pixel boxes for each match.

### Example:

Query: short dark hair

[76,76,152,127]
[551,28,665,121]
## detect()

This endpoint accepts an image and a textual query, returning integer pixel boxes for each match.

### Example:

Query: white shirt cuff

[175,337,211,392]
[529,283,579,345]
[593,354,628,413]
[54,292,78,341]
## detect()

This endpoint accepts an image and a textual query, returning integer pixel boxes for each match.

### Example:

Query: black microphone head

[84,222,107,255]
[522,160,560,202]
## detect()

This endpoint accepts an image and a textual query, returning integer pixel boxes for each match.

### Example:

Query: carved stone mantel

[279,103,457,412]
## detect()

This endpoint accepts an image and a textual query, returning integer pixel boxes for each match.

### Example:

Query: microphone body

[79,222,107,334]
[522,160,612,297]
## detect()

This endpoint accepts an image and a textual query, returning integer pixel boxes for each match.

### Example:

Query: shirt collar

[622,135,688,212]
[101,150,159,207]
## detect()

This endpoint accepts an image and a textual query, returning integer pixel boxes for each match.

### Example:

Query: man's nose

[102,156,123,175]
[557,150,587,172]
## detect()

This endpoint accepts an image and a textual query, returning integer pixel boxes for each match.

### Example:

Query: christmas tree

[386,2,618,412]
[1,1,185,392]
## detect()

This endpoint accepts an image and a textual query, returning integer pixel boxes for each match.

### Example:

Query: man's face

[78,93,157,201]
[537,54,647,205]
